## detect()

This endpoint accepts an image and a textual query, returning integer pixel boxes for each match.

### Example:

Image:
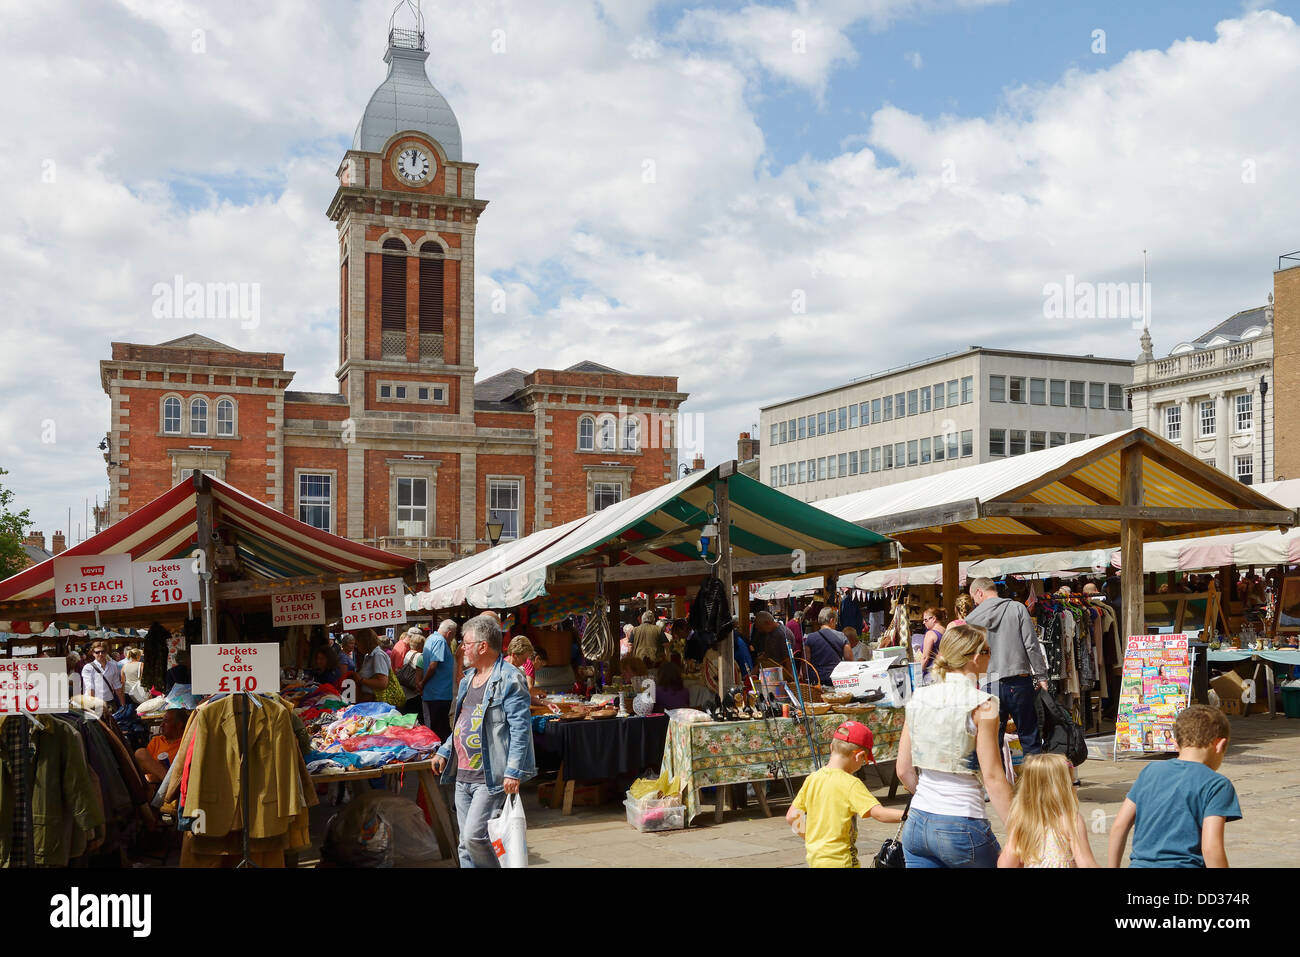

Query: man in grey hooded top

[964,578,1049,755]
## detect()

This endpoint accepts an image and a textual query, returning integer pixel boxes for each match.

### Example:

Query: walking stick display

[784,632,822,771]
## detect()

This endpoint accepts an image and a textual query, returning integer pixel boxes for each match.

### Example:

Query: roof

[21,544,52,564]
[813,427,1295,566]
[153,334,241,351]
[1191,306,1269,348]
[760,346,1133,412]
[415,466,895,610]
[352,44,462,160]
[0,477,411,609]
[475,368,527,402]
[565,360,626,375]
[284,391,348,405]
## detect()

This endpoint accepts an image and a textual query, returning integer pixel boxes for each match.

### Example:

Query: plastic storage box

[1281,685,1300,719]
[624,797,685,832]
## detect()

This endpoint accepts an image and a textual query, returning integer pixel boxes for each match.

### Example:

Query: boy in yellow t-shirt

[785,721,903,867]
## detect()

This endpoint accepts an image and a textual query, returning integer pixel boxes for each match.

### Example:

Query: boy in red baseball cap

[785,720,904,867]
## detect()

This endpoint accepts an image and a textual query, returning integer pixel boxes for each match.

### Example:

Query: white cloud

[905,50,923,69]
[1,1,1297,543]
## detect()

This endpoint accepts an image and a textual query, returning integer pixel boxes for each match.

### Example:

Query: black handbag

[872,797,911,868]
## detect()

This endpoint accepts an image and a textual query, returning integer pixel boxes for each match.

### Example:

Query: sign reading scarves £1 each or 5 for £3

[271,590,326,627]
[1115,633,1191,754]
[339,577,407,630]
[53,554,135,613]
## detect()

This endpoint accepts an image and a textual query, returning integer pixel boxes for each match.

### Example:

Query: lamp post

[1259,375,1268,485]
[485,519,505,547]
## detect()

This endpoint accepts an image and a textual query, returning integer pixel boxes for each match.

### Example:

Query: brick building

[1271,257,1300,481]
[99,25,686,563]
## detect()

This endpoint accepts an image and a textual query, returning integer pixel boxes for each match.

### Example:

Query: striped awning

[419,465,895,610]
[0,476,411,605]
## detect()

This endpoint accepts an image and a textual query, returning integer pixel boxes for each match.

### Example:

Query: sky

[2,0,1300,542]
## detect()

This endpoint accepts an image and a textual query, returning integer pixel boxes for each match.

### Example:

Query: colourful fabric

[663,710,903,823]
[453,679,487,784]
[792,766,880,868]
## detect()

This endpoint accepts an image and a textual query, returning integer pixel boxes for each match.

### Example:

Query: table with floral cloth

[662,708,905,823]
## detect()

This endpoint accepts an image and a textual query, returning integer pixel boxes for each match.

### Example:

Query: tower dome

[352,29,462,161]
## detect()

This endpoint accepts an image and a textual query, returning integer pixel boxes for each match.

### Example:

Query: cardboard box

[1211,669,1268,715]
[830,659,910,708]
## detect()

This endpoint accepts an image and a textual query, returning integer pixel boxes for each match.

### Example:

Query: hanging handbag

[872,796,912,868]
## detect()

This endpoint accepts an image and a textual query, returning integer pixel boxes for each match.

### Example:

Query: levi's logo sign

[80,566,105,576]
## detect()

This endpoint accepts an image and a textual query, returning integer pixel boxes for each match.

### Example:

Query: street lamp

[1260,375,1268,484]
[485,519,505,547]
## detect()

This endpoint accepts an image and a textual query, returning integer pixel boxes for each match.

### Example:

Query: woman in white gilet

[897,624,1013,867]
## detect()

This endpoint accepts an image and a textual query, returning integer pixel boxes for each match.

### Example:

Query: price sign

[0,659,71,714]
[191,643,281,695]
[339,577,407,630]
[271,590,326,627]
[131,558,200,608]
[53,554,135,612]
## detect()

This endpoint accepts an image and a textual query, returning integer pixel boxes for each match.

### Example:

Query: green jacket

[0,715,104,867]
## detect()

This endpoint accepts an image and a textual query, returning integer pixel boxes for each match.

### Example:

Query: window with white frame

[798,417,807,440]
[1030,379,1046,405]
[1109,384,1124,410]
[578,416,595,451]
[838,407,848,430]
[960,430,973,457]
[827,456,838,480]
[190,397,208,435]
[1089,382,1105,409]
[920,437,931,463]
[919,387,931,413]
[932,435,945,461]
[947,380,959,407]
[1050,432,1066,448]
[906,440,918,466]
[933,382,945,410]
[1199,399,1215,437]
[623,416,640,451]
[771,423,779,446]
[894,442,906,467]
[396,477,428,536]
[598,416,616,451]
[778,420,787,444]
[1030,431,1046,453]
[780,464,788,485]
[1009,377,1025,403]
[989,429,1006,456]
[882,445,893,470]
[1165,405,1181,441]
[1009,430,1026,455]
[216,398,236,436]
[1050,380,1066,407]
[488,479,521,539]
[849,451,858,475]
[770,466,778,485]
[1235,393,1253,432]
[849,405,858,429]
[298,473,332,531]
[988,376,1006,402]
[960,377,973,404]
[838,452,847,476]
[871,447,881,472]
[593,482,622,511]
[162,396,181,434]
[1235,455,1253,486]
[1069,381,1085,408]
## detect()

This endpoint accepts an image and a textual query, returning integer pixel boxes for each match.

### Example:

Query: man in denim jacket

[432,614,536,867]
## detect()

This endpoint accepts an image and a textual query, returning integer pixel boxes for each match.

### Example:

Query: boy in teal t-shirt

[1108,705,1241,867]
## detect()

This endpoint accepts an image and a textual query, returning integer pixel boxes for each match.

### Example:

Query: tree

[0,468,34,581]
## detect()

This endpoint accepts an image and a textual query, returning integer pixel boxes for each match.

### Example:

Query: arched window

[162,396,181,434]
[190,397,208,435]
[578,416,595,452]
[216,398,236,436]
[381,237,407,334]
[418,242,444,335]
[622,415,640,452]
[598,415,616,452]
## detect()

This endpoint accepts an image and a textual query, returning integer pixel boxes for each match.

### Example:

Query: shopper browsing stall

[965,577,1049,755]
[81,640,126,709]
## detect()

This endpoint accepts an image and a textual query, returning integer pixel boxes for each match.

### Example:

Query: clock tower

[326,8,487,433]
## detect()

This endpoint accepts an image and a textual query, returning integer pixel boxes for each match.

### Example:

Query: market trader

[81,640,126,710]
[431,614,536,868]
[964,577,1050,755]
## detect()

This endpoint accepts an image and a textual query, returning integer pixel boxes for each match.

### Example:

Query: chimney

[23,531,45,551]
[51,531,66,555]
[737,431,756,462]
[691,453,706,472]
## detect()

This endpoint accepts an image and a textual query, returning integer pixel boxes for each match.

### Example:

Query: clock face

[396,147,432,184]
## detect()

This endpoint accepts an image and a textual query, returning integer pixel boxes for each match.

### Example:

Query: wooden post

[717,470,735,697]
[737,580,750,641]
[941,541,960,618]
[1120,446,1145,643]
[195,474,217,645]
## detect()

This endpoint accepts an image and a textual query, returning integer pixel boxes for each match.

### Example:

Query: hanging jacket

[0,715,104,867]
[689,576,734,647]
[1034,689,1088,767]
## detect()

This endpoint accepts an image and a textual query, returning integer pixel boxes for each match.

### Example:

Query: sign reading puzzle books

[1115,633,1191,754]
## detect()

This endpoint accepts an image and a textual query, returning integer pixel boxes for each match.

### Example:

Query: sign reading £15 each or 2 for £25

[0,659,71,715]
[339,578,407,630]
[190,643,281,695]
[271,590,326,627]
[53,554,135,613]
[131,558,200,608]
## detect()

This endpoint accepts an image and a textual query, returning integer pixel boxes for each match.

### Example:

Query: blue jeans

[454,780,505,868]
[901,807,1000,868]
[996,675,1041,756]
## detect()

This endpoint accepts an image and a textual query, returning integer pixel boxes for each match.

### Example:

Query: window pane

[961,430,973,457]
[1089,382,1104,409]
[489,479,521,538]
[1069,381,1085,407]
[933,383,945,410]
[1030,431,1046,452]
[871,447,881,472]
[895,392,906,417]
[920,387,931,413]
[599,417,615,450]
[907,440,918,466]
[947,380,959,406]
[1200,400,1215,437]
[771,466,778,485]
[190,398,207,435]
[989,375,1006,402]
[920,437,931,464]
[772,423,780,446]
[1050,380,1066,406]
[882,396,893,421]
[1235,455,1253,486]
[849,451,858,475]
[798,417,807,440]
[163,398,181,434]
[932,435,944,461]
[1009,377,1024,403]
[798,460,807,483]
[838,452,847,476]
[1109,383,1124,410]
[882,445,893,469]
[593,482,622,511]
[838,407,848,430]
[989,429,1006,456]
[1236,393,1253,431]
[818,412,827,435]
[828,456,838,479]
[1030,378,1046,405]
[1050,431,1066,447]
[1009,430,1026,455]
[894,442,905,467]
[817,457,826,480]
[871,398,881,424]
[778,421,787,444]
[298,474,332,531]
[947,433,958,459]
[1165,405,1181,440]
[960,377,973,404]
[849,404,858,429]
[907,390,918,416]
[579,417,594,450]
[623,416,640,451]
[217,399,235,436]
